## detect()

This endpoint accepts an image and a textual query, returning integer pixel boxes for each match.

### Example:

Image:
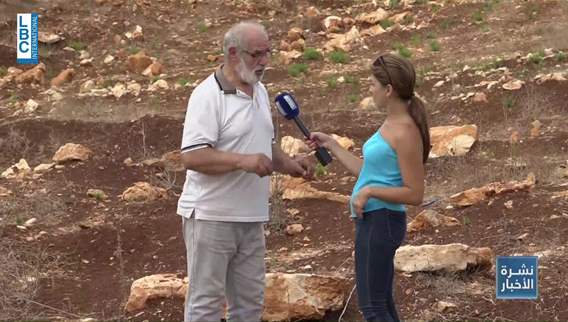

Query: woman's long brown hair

[372,53,431,163]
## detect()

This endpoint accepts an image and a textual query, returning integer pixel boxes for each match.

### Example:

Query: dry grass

[0,239,64,320]
[516,84,563,125]
[0,190,71,319]
[0,191,67,228]
[414,270,469,297]
[110,212,128,320]
[269,107,292,234]
[425,147,556,200]
[427,78,567,199]
[426,150,524,199]
[152,168,184,193]
[268,174,291,233]
[0,127,31,164]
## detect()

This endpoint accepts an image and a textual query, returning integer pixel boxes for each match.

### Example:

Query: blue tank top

[350,129,405,217]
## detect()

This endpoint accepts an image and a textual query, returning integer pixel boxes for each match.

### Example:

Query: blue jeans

[355,208,406,322]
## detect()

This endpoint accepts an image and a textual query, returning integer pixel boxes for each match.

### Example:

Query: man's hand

[288,153,314,180]
[237,153,273,177]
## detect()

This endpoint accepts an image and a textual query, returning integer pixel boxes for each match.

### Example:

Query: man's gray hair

[223,21,268,59]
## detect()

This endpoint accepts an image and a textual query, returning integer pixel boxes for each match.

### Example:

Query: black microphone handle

[292,116,311,138]
[292,116,332,166]
[315,146,333,166]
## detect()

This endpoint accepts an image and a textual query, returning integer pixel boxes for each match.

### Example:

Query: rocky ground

[1,0,567,321]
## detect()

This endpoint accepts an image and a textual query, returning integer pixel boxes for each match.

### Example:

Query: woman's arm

[327,142,364,176]
[308,132,363,176]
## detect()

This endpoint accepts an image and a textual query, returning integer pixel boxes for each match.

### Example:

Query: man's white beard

[236,57,264,85]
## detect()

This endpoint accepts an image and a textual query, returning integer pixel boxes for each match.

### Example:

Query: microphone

[275,92,332,166]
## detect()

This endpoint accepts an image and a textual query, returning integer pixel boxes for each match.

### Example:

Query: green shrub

[288,64,308,77]
[303,48,322,61]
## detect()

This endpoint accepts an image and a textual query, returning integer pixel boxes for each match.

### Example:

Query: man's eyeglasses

[241,48,271,60]
[373,55,392,85]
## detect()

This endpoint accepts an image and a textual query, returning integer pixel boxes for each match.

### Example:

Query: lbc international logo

[17,13,39,64]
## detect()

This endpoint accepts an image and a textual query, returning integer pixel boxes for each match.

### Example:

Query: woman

[308,53,430,322]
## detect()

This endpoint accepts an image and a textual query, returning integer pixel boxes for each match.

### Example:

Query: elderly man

[178,21,312,322]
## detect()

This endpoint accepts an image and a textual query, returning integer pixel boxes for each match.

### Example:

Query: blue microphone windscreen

[275,92,300,120]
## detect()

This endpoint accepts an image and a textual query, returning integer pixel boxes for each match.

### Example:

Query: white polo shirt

[177,66,275,222]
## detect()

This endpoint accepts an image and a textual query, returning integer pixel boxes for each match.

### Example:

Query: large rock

[80,79,96,93]
[148,79,169,91]
[281,136,309,155]
[111,83,127,99]
[104,55,115,64]
[0,77,10,90]
[502,79,524,91]
[529,120,541,138]
[290,38,305,52]
[142,62,164,77]
[278,50,302,65]
[125,273,348,321]
[407,209,460,233]
[52,143,93,163]
[125,25,144,40]
[429,125,478,158]
[534,72,567,84]
[395,243,493,273]
[15,63,46,84]
[79,50,90,60]
[435,300,457,313]
[1,159,32,180]
[287,27,304,43]
[38,31,64,44]
[279,40,292,52]
[0,67,23,89]
[324,26,360,52]
[0,186,12,197]
[361,25,386,37]
[449,173,536,207]
[127,51,153,74]
[24,99,39,113]
[127,81,142,97]
[305,6,320,18]
[7,67,24,77]
[272,176,350,204]
[121,182,167,202]
[286,224,304,236]
[263,273,348,321]
[391,12,411,24]
[552,190,568,200]
[355,8,389,25]
[50,68,75,87]
[125,274,187,312]
[34,163,55,173]
[323,16,343,33]
[342,17,356,29]
[472,92,488,104]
